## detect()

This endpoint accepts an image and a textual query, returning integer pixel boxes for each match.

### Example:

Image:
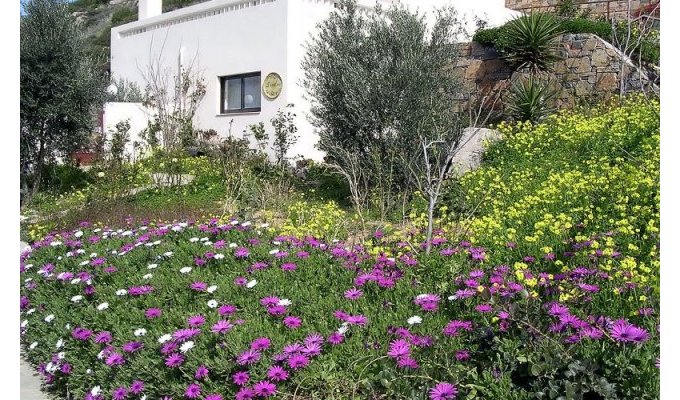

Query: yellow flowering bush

[279,200,348,240]
[454,96,659,288]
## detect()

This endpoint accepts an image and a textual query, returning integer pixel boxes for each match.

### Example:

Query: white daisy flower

[158,334,172,344]
[143,274,153,279]
[116,289,128,296]
[242,221,252,227]
[65,323,71,330]
[93,228,101,233]
[415,294,429,300]
[213,254,224,260]
[96,350,105,359]
[66,252,74,257]
[91,386,101,396]
[86,368,93,374]
[56,339,64,349]
[24,264,33,270]
[269,249,279,255]
[171,225,183,232]
[207,285,218,293]
[230,220,239,225]
[74,231,83,238]
[89,253,98,258]
[278,299,292,306]
[447,295,457,301]
[71,295,83,303]
[97,303,109,311]
[134,328,147,337]
[272,241,281,245]
[207,300,218,308]
[337,324,349,334]
[140,395,147,400]
[25,278,33,283]
[164,252,174,257]
[79,260,90,266]
[70,278,81,285]
[50,241,62,247]
[260,223,270,228]
[153,240,161,245]
[57,352,65,359]
[122,230,133,236]
[203,241,213,246]
[229,243,238,248]
[46,362,57,373]
[179,222,188,227]
[246,279,257,288]
[26,308,36,315]
[146,263,159,270]
[29,342,38,350]
[135,243,143,247]
[200,237,209,242]
[76,249,86,254]
[180,340,195,353]
[189,237,200,243]
[57,256,63,261]
[140,226,148,231]
[407,316,423,325]
[180,267,192,274]
[21,320,28,328]
[145,243,153,247]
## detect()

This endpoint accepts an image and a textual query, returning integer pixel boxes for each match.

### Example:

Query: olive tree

[303,0,468,223]
[20,0,107,198]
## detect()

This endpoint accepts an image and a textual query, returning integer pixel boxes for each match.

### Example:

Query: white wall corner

[139,0,163,20]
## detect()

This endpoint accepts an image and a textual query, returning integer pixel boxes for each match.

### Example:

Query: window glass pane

[243,75,261,109]
[226,78,242,110]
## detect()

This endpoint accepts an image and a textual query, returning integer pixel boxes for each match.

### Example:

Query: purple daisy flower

[251,337,271,350]
[122,341,143,353]
[187,314,206,327]
[328,332,344,345]
[287,354,309,369]
[218,304,237,316]
[204,394,223,400]
[211,320,234,334]
[233,371,250,386]
[130,381,144,394]
[195,365,209,380]
[237,349,261,366]
[283,316,302,329]
[112,386,128,400]
[145,308,162,319]
[253,381,276,397]
[267,365,289,382]
[235,387,255,400]
[185,383,201,399]
[429,382,458,400]
[397,356,419,369]
[234,247,250,258]
[610,319,650,343]
[105,352,125,367]
[164,352,185,368]
[387,339,410,359]
[94,331,113,344]
[344,287,363,300]
[281,262,297,271]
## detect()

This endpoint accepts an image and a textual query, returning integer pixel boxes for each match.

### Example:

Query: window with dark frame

[220,72,261,114]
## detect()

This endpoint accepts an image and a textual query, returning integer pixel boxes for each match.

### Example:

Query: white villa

[106,0,517,160]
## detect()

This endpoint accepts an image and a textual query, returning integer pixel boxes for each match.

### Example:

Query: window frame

[219,72,262,114]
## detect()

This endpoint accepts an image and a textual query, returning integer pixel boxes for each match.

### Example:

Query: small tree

[303,0,467,220]
[271,105,299,168]
[140,41,206,150]
[20,0,107,198]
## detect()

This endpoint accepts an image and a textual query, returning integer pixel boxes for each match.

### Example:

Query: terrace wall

[504,0,659,20]
[453,33,656,113]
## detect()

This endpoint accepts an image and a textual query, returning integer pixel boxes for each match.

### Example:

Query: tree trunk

[426,196,435,254]
[30,140,45,199]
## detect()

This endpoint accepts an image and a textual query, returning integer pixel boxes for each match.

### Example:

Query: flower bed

[20,98,659,399]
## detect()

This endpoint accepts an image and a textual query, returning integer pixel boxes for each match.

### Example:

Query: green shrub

[560,17,612,37]
[111,7,137,26]
[505,74,560,123]
[40,163,93,194]
[502,13,565,72]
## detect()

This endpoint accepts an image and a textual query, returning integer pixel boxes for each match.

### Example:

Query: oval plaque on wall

[262,72,283,100]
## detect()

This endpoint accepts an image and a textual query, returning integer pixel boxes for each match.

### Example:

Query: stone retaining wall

[453,33,656,113]
[504,0,658,20]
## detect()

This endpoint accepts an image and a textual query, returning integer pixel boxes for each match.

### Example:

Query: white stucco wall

[109,0,518,162]
[111,0,291,158]
[102,102,153,160]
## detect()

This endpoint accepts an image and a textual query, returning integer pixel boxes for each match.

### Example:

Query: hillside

[69,0,211,70]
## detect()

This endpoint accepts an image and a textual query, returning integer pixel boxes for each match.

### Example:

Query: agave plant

[505,74,560,123]
[502,13,565,73]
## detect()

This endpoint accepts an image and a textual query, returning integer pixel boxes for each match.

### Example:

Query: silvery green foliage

[21,0,107,196]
